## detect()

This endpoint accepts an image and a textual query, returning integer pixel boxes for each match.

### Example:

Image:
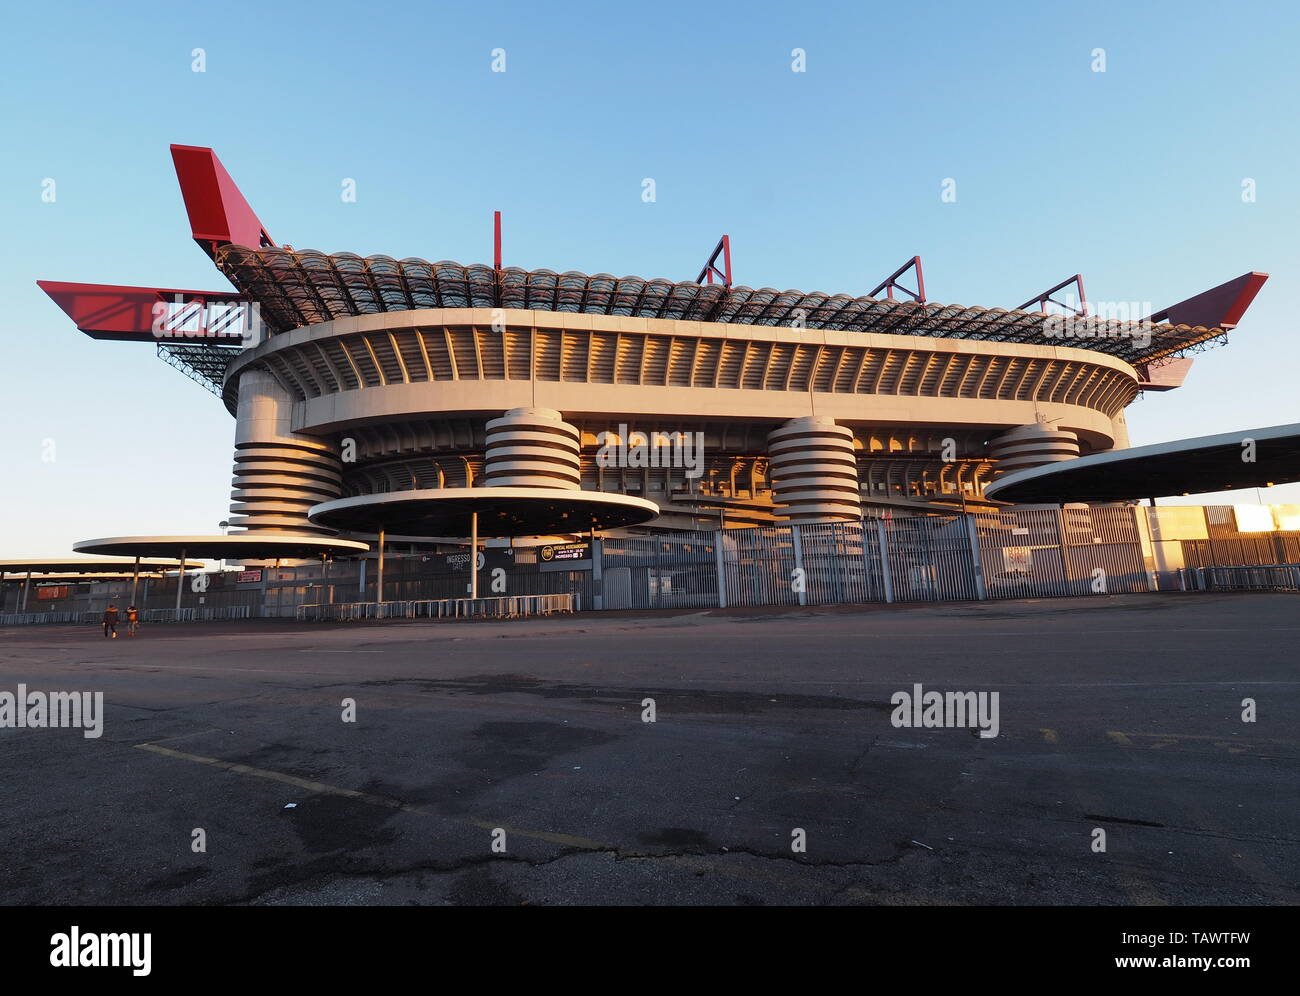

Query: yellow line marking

[135,743,611,851]
[1040,728,1059,744]
[1121,731,1294,745]
[1214,742,1247,754]
[1105,731,1289,753]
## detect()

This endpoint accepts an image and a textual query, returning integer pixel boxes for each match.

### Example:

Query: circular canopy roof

[309,488,659,538]
[72,534,371,560]
[985,422,1300,503]
[0,556,202,576]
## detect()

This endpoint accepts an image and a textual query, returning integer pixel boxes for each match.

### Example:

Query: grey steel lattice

[156,342,242,397]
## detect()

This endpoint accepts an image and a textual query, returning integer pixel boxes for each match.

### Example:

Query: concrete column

[715,532,728,609]
[591,534,604,611]
[875,519,894,603]
[988,422,1081,476]
[230,368,342,534]
[965,515,987,600]
[483,407,581,490]
[767,417,862,523]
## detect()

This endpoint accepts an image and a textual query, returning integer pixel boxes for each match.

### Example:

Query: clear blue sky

[2,0,1298,557]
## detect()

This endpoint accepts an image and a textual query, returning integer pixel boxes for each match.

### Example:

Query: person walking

[102,604,119,639]
[126,604,140,637]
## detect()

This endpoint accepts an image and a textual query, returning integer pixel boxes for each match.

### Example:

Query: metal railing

[1183,564,1300,592]
[296,593,574,622]
[0,610,100,626]
[0,605,255,627]
[194,605,254,621]
[140,608,197,623]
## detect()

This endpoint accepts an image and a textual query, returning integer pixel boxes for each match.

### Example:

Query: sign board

[1003,547,1033,573]
[236,570,263,584]
[540,543,590,563]
[37,585,69,600]
[1233,504,1276,534]
[443,549,514,572]
[1277,505,1300,532]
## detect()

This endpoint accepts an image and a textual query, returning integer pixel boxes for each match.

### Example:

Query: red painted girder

[170,145,274,258]
[37,280,250,342]
[1149,272,1268,330]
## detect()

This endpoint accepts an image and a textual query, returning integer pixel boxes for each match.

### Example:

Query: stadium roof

[214,245,1239,366]
[0,556,201,575]
[73,534,371,560]
[984,422,1300,503]
[308,487,660,537]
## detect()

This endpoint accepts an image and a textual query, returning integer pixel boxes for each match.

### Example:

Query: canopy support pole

[175,548,186,612]
[470,512,479,599]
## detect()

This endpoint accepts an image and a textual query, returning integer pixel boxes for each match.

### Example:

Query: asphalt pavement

[1,592,1295,905]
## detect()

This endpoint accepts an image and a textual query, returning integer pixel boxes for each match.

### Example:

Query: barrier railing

[0,611,100,626]
[296,594,574,622]
[141,608,197,623]
[1190,564,1300,592]
[194,605,254,621]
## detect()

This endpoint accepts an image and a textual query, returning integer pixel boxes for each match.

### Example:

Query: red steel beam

[171,145,274,258]
[1017,274,1087,316]
[869,256,926,303]
[37,280,251,342]
[695,235,732,286]
[1148,272,1268,330]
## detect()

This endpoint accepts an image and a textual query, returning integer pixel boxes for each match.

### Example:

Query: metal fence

[296,593,574,622]
[1180,565,1300,592]
[606,510,1150,609]
[975,506,1148,599]
[603,529,722,609]
[0,611,100,626]
[6,506,1299,627]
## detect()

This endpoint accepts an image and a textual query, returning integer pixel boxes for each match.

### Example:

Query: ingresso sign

[540,543,590,563]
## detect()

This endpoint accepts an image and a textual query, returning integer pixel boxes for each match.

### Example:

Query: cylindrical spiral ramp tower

[229,369,342,534]
[988,422,1081,476]
[483,407,582,490]
[766,416,862,522]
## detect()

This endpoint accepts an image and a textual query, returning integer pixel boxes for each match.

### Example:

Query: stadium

[41,146,1270,529]
[12,144,1295,619]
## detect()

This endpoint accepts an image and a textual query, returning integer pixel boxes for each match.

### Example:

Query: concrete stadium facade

[221,306,1139,534]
